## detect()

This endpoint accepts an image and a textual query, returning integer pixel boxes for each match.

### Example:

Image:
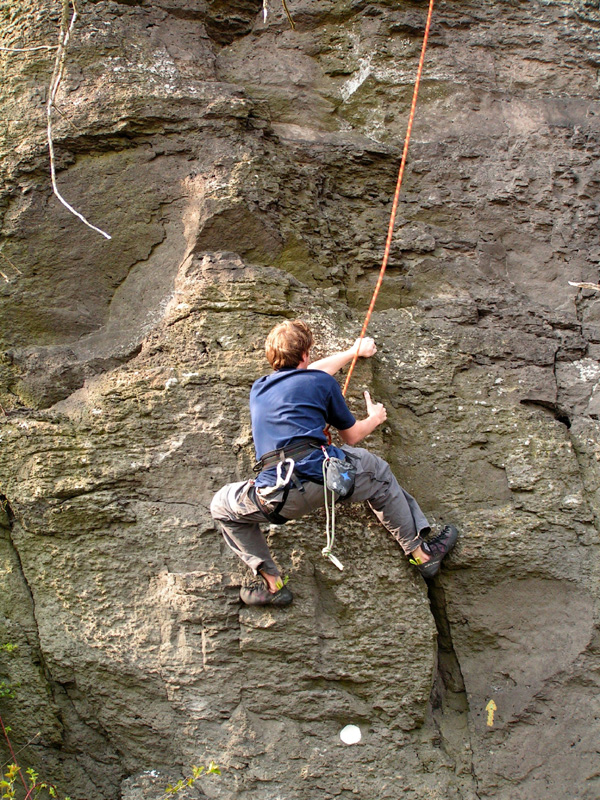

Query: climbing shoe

[409,524,458,579]
[239,580,293,607]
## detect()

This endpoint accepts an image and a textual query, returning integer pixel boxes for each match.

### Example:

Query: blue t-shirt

[250,367,356,487]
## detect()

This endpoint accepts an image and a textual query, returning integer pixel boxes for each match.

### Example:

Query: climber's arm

[309,337,377,376]
[338,391,387,445]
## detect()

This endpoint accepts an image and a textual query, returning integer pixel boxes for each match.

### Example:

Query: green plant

[0,762,71,800]
[0,682,15,700]
[164,762,221,796]
[0,715,71,800]
[0,652,218,800]
[0,645,18,700]
[0,762,21,800]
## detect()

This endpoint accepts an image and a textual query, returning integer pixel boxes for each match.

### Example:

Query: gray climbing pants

[210,445,430,576]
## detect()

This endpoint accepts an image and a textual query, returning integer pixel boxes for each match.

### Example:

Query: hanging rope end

[322,547,344,571]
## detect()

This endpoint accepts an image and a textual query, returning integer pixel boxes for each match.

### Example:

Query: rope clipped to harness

[322,452,344,571]
[320,447,356,570]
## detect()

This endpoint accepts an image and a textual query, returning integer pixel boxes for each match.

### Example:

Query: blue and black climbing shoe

[410,524,458,579]
[240,579,293,607]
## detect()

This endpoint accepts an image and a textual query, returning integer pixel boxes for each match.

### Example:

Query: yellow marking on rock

[486,699,497,727]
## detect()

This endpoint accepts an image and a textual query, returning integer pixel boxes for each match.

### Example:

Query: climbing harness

[254,458,302,524]
[321,448,356,570]
[322,0,435,566]
[253,440,321,523]
[259,458,295,497]
[254,463,296,523]
[254,441,323,524]
[253,439,322,473]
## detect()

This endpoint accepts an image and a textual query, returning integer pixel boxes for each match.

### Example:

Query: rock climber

[210,319,458,606]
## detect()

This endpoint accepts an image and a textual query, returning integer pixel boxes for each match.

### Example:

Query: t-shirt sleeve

[326,377,356,431]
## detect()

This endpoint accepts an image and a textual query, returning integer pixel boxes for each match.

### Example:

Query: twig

[0,250,22,275]
[52,103,80,134]
[261,0,296,28]
[568,280,600,292]
[281,0,296,29]
[0,733,41,771]
[0,45,58,52]
[0,715,29,793]
[0,250,22,282]
[47,0,111,240]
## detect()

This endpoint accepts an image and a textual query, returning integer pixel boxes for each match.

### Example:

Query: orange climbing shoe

[410,525,458,579]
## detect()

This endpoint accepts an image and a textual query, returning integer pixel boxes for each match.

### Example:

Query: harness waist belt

[253,440,323,473]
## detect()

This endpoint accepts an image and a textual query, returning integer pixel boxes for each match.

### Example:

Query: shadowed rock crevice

[1,496,47,664]
[427,577,481,799]
[0,495,127,798]
[519,399,572,428]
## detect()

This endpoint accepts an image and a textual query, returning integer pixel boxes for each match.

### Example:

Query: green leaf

[26,768,39,788]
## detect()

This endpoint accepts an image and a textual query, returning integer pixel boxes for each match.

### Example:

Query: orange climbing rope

[342,0,435,398]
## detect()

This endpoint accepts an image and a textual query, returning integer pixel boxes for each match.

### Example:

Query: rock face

[1,0,599,798]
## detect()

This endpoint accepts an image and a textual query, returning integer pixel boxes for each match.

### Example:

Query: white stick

[0,45,58,52]
[568,281,600,291]
[47,0,111,240]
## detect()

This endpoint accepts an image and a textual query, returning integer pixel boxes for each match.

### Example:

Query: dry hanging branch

[281,0,296,29]
[0,45,58,52]
[568,281,600,291]
[0,249,22,283]
[261,0,296,29]
[47,0,111,240]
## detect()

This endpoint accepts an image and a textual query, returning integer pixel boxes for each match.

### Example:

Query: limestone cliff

[1,1,599,798]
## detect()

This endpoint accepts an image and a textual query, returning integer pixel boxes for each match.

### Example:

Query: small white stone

[339,725,362,745]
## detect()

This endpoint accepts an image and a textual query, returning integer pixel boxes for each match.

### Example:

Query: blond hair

[265,320,314,370]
